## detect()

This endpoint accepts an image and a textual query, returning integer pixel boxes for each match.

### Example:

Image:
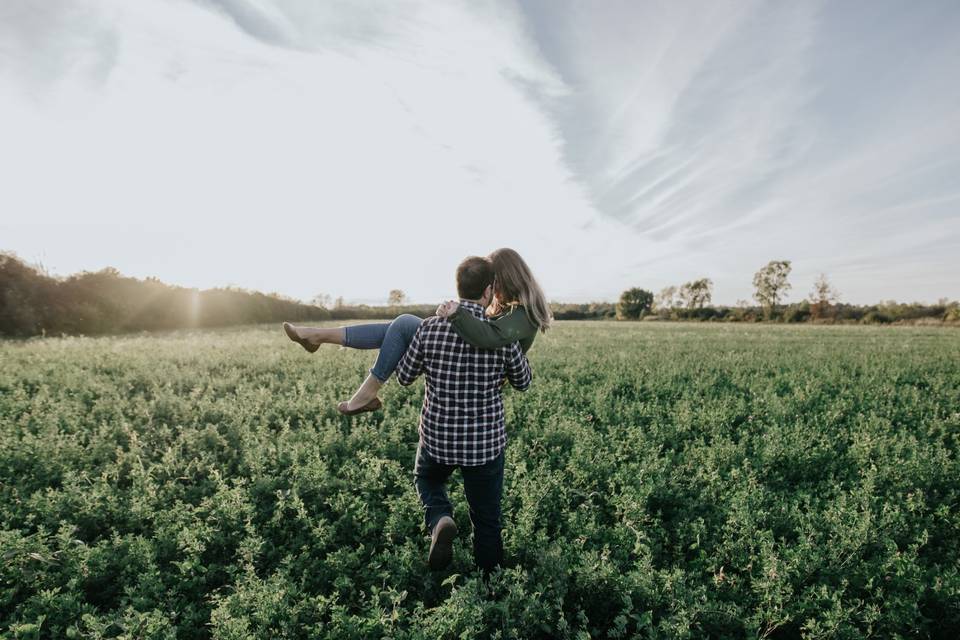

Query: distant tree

[808,274,839,321]
[616,288,654,320]
[388,289,407,305]
[311,293,332,309]
[655,286,679,312]
[334,296,345,309]
[753,260,792,319]
[678,278,713,309]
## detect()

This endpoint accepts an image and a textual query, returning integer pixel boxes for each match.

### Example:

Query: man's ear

[484,283,494,303]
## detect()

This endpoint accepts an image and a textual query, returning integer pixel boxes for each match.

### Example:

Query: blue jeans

[413,443,505,572]
[342,314,423,383]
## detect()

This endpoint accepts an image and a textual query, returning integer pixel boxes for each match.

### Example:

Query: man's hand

[435,300,459,319]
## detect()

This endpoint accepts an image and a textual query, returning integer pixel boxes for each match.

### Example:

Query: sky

[1,0,958,305]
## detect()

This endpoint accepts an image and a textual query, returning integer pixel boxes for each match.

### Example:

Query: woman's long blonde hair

[487,248,552,333]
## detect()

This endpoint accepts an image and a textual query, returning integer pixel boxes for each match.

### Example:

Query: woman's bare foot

[339,373,384,413]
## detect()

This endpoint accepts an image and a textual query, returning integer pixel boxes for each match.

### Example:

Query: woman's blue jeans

[342,314,423,383]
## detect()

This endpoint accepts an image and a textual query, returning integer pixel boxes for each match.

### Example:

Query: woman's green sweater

[448,303,538,353]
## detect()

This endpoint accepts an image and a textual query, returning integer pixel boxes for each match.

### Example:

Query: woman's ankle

[303,327,344,346]
[326,327,346,346]
[348,374,383,407]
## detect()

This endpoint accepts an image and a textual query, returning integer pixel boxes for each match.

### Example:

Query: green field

[2,322,959,639]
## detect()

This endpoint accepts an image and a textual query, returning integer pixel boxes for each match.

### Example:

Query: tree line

[0,253,455,337]
[609,260,959,324]
[1,253,957,337]
[0,253,335,337]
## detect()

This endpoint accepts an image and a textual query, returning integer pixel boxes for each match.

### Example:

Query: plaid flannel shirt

[396,300,532,466]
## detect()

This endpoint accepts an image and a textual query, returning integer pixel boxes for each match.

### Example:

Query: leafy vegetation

[2,322,958,638]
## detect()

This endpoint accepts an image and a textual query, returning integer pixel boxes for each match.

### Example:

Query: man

[395,256,531,573]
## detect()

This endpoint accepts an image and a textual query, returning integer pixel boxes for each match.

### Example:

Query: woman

[283,248,552,415]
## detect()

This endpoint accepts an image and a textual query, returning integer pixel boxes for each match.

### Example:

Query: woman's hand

[435,300,459,318]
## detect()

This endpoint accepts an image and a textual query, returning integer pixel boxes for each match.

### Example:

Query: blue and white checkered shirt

[396,300,532,466]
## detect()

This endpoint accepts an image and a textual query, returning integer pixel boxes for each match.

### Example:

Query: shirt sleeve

[449,305,536,350]
[395,325,425,386]
[503,341,531,391]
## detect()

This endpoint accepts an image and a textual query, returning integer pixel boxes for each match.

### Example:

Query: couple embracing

[283,248,551,573]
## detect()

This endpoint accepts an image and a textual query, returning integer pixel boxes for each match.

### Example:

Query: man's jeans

[413,442,505,572]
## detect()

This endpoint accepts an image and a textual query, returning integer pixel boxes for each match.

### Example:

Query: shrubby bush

[550,303,616,321]
[328,304,437,321]
[782,301,811,323]
[862,310,893,324]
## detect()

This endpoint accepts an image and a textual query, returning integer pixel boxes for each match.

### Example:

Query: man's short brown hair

[456,256,494,300]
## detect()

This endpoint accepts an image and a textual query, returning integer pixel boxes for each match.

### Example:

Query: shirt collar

[459,299,487,319]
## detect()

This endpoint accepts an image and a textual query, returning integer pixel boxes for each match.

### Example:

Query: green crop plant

[1,322,958,638]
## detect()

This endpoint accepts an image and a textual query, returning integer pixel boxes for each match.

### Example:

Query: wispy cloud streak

[519,0,960,302]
